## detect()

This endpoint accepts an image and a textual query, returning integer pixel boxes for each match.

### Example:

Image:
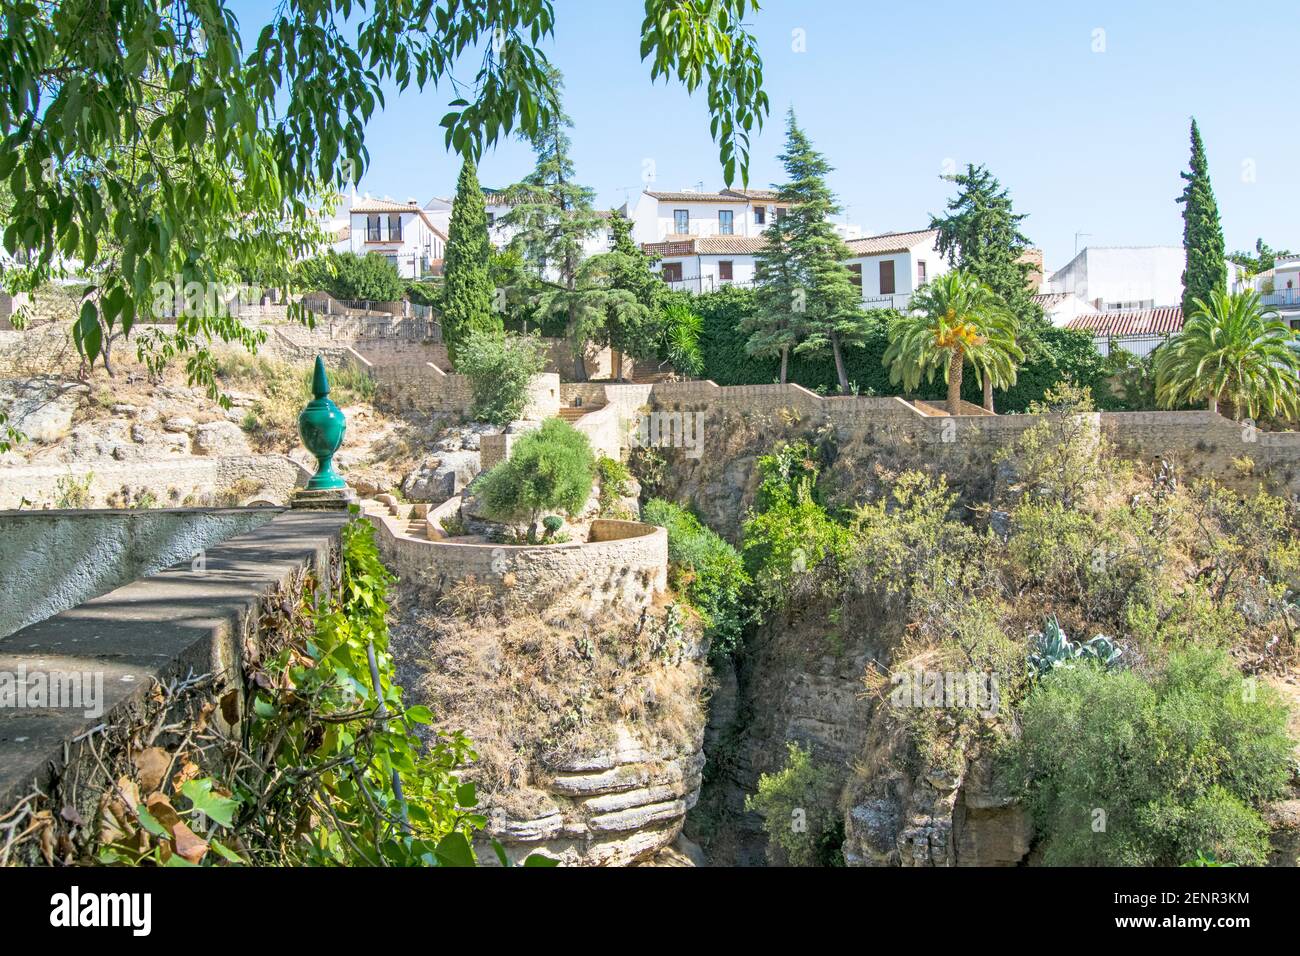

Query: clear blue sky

[229,0,1298,271]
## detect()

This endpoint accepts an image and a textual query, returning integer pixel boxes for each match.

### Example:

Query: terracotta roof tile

[642,236,767,256]
[843,229,939,257]
[644,191,751,203]
[1066,307,1184,336]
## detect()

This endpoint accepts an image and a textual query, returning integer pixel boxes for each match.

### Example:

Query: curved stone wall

[366,513,668,612]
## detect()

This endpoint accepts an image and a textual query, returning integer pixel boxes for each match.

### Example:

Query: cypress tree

[442,157,499,365]
[1177,118,1227,317]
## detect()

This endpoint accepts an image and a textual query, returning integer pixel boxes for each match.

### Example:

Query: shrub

[692,286,1110,411]
[742,440,851,612]
[643,499,751,659]
[1012,646,1292,865]
[455,330,547,426]
[745,742,843,867]
[297,250,405,302]
[476,418,595,541]
[595,455,633,517]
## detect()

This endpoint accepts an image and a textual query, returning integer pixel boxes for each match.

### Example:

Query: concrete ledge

[0,510,349,812]
[0,506,283,639]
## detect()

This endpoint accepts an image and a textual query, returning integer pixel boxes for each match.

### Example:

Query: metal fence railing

[1091,332,1173,359]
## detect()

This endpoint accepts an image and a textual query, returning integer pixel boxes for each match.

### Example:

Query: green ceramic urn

[298,356,347,491]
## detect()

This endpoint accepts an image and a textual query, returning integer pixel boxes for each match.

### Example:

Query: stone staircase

[361,494,430,540]
[557,404,603,423]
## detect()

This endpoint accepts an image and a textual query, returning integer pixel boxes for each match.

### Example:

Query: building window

[486,211,495,227]
[661,262,683,283]
[879,260,895,295]
[775,207,787,222]
[674,210,689,234]
[387,214,402,242]
[719,210,734,235]
[917,260,927,286]
[719,260,733,282]
[848,263,862,289]
[754,206,766,225]
[366,215,381,241]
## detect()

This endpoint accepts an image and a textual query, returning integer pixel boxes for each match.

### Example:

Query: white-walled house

[628,188,789,245]
[1064,307,1184,358]
[640,236,764,293]
[1034,291,1100,328]
[842,229,948,310]
[1236,253,1300,329]
[341,198,448,279]
[642,226,950,308]
[1045,246,1186,312]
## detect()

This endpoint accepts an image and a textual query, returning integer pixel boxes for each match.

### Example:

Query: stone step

[557,405,603,422]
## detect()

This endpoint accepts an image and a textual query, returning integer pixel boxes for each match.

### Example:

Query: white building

[640,236,765,293]
[641,226,950,308]
[842,229,948,310]
[340,197,448,279]
[1045,246,1185,312]
[1034,291,1100,328]
[1236,253,1300,329]
[628,188,790,245]
[1064,307,1184,358]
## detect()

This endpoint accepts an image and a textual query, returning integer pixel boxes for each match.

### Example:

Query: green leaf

[180,778,240,828]
[433,831,475,867]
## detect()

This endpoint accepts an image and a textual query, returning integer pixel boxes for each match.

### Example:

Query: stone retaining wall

[0,454,309,510]
[367,513,668,612]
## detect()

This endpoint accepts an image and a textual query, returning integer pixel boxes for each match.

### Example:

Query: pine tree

[744,224,802,382]
[930,163,1041,324]
[750,109,866,393]
[600,212,665,379]
[442,157,499,365]
[500,69,607,380]
[1178,118,1227,317]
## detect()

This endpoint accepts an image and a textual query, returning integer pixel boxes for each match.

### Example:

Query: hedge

[692,286,1116,413]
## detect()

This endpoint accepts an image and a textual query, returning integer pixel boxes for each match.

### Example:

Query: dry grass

[390,583,707,818]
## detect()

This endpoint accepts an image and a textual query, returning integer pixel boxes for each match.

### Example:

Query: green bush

[297,250,405,302]
[455,330,547,426]
[741,440,851,611]
[595,455,633,517]
[643,499,751,659]
[692,286,1113,411]
[745,742,844,867]
[1012,646,1293,865]
[476,418,595,542]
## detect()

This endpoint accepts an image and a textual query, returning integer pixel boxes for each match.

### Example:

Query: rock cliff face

[391,587,709,867]
[688,595,1032,867]
[482,725,705,866]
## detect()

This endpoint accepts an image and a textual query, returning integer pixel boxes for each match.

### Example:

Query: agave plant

[1027,616,1123,679]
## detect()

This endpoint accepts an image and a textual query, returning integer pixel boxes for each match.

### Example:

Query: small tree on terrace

[476,418,596,542]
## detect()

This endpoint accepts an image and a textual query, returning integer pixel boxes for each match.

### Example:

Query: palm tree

[1154,290,1300,419]
[883,270,1022,416]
